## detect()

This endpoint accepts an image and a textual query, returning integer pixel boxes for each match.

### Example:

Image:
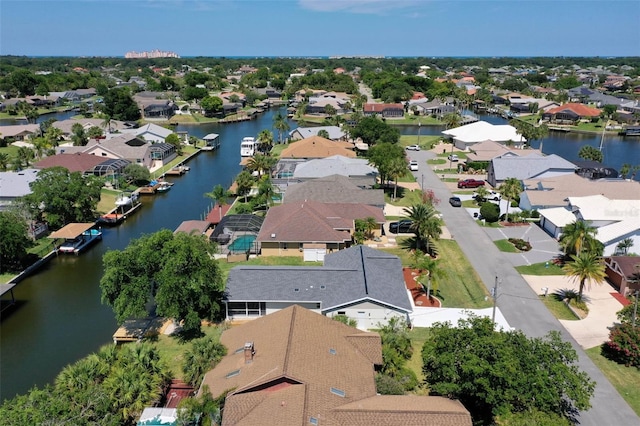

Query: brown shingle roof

[34,153,106,173]
[256,201,384,243]
[280,136,356,159]
[608,256,640,280]
[363,103,404,112]
[203,306,471,426]
[331,395,472,426]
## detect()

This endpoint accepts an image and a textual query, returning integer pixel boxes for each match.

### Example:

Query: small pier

[164,165,189,176]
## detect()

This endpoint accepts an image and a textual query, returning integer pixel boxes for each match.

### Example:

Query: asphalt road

[407,149,639,426]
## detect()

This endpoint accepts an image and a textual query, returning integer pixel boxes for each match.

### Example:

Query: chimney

[244,342,255,364]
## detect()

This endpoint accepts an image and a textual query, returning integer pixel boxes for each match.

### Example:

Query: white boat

[57,227,103,254]
[156,181,173,193]
[240,136,258,157]
[115,192,139,207]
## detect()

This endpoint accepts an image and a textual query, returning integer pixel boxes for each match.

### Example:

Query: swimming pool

[228,235,257,252]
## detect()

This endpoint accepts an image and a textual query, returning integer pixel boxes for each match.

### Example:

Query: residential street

[406,149,639,425]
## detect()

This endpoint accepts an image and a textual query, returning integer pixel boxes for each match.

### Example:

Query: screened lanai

[210,214,264,254]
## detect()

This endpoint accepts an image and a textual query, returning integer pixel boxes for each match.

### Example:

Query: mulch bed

[402,267,441,308]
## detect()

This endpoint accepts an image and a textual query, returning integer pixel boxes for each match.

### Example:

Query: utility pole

[633,290,639,328]
[491,275,499,326]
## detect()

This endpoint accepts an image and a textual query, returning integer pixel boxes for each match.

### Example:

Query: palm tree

[563,252,606,300]
[498,177,521,219]
[16,146,34,168]
[403,203,443,255]
[257,176,280,211]
[246,154,277,177]
[235,170,255,203]
[44,126,63,146]
[443,112,461,129]
[273,112,290,144]
[356,216,379,240]
[101,115,113,133]
[205,184,232,222]
[71,122,88,146]
[616,238,634,255]
[0,153,9,171]
[257,129,274,154]
[559,220,600,258]
[413,251,446,299]
[387,157,407,200]
[182,336,227,387]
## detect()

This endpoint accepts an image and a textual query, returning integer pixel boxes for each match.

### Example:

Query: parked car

[449,196,462,207]
[448,154,459,162]
[406,145,421,151]
[474,191,500,202]
[409,160,419,171]
[457,179,485,189]
[389,220,413,234]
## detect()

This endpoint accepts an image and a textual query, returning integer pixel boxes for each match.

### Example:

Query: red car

[457,179,485,189]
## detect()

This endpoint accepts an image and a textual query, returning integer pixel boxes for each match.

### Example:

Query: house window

[102,153,107,156]
[310,417,318,425]
[330,387,345,397]
[329,348,336,355]
[337,311,346,315]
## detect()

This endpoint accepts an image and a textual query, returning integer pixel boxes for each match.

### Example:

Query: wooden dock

[138,182,162,195]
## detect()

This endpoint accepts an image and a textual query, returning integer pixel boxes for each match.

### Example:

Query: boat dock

[49,223,102,255]
[201,133,220,151]
[99,202,142,226]
[164,165,190,176]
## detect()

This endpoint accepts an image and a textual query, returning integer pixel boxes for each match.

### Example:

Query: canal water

[1,109,639,401]
[0,107,292,401]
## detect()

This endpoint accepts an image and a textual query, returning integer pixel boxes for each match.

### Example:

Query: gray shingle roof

[283,174,385,207]
[491,154,577,181]
[293,155,378,179]
[225,246,412,313]
[0,169,39,198]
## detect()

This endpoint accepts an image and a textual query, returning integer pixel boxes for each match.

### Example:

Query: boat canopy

[49,223,96,239]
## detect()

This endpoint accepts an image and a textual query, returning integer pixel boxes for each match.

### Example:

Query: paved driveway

[483,223,563,267]
[405,149,639,425]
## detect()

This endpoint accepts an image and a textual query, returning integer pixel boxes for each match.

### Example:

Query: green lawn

[385,188,424,207]
[585,346,640,416]
[476,220,502,228]
[516,262,564,275]
[217,256,322,281]
[399,135,441,150]
[397,172,417,183]
[382,239,491,309]
[407,327,431,384]
[270,143,289,158]
[388,115,444,126]
[539,295,579,320]
[427,158,446,165]
[494,239,520,253]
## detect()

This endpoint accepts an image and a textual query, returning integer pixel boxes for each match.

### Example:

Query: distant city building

[124,49,179,59]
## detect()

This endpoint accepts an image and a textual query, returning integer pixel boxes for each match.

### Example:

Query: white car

[448,154,459,162]
[409,160,419,171]
[406,145,421,151]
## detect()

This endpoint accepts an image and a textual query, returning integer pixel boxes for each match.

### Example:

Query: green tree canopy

[164,132,183,155]
[201,95,223,117]
[103,87,141,121]
[351,116,400,145]
[0,211,32,273]
[23,166,103,229]
[367,142,404,185]
[123,163,151,185]
[100,230,225,336]
[422,316,594,425]
[578,145,604,163]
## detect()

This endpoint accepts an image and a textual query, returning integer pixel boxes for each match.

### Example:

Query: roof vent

[330,387,346,397]
[271,233,276,238]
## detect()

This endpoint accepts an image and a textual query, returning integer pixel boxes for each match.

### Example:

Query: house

[0,169,39,211]
[33,152,124,175]
[487,154,576,187]
[134,92,174,119]
[604,257,640,296]
[290,155,378,182]
[442,120,525,150]
[225,246,413,328]
[465,140,542,163]
[202,305,472,426]
[538,195,640,256]
[51,118,128,139]
[283,174,385,208]
[256,201,385,259]
[0,124,40,142]
[543,103,601,124]
[363,103,404,118]
[122,123,174,143]
[520,173,640,210]
[173,220,211,236]
[58,134,176,169]
[279,135,356,159]
[414,100,456,117]
[306,97,346,115]
[289,125,346,141]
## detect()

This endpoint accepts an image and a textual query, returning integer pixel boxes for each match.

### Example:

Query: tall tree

[387,157,408,200]
[559,220,601,258]
[23,166,103,229]
[181,336,227,387]
[103,87,141,121]
[257,129,274,154]
[412,251,446,299]
[578,145,604,163]
[273,112,290,144]
[367,142,405,185]
[246,153,276,177]
[71,122,88,146]
[422,316,594,425]
[563,252,607,299]
[0,153,10,171]
[498,177,521,219]
[205,184,232,222]
[442,112,461,129]
[100,230,225,336]
[403,203,443,255]
[0,211,31,274]
[235,170,255,203]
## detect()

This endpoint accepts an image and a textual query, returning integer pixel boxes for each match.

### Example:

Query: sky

[2,0,639,57]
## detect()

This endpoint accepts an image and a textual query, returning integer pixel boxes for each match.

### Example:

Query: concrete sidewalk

[522,275,625,349]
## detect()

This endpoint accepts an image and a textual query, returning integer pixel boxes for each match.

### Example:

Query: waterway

[1,108,639,401]
[0,107,292,401]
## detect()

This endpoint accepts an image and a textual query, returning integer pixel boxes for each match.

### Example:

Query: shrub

[480,202,500,223]
[602,323,640,368]
[508,238,531,251]
[531,209,540,219]
[375,373,405,395]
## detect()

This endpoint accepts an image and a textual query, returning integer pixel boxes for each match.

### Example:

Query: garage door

[304,248,326,262]
[541,217,557,238]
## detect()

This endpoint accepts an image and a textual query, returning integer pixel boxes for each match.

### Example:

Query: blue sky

[2,0,639,57]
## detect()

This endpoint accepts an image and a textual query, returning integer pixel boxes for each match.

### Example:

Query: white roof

[0,169,39,199]
[442,120,525,144]
[293,155,377,178]
[569,195,640,221]
[122,123,173,139]
[291,126,345,140]
[137,407,177,425]
[538,207,577,228]
[203,133,219,140]
[597,218,640,244]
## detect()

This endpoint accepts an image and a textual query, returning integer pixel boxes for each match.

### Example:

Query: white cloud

[298,0,421,14]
